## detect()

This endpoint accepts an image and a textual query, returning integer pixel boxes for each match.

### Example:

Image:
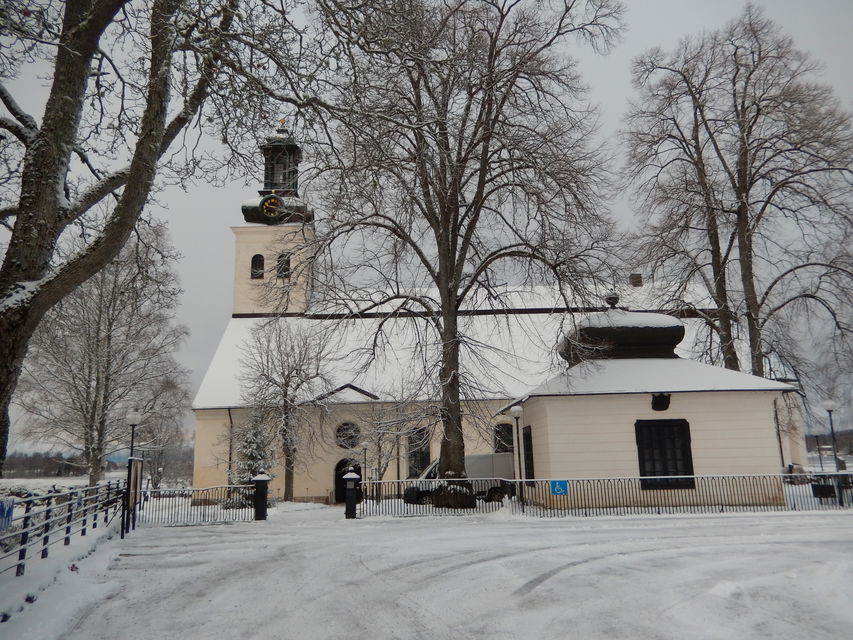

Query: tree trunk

[691,106,740,371]
[283,443,295,502]
[437,312,465,479]
[737,206,764,377]
[87,447,103,487]
[704,206,740,370]
[734,138,764,377]
[0,307,43,477]
[0,0,180,473]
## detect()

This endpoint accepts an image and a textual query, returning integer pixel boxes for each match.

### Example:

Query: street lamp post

[122,409,142,538]
[821,400,840,472]
[509,404,524,512]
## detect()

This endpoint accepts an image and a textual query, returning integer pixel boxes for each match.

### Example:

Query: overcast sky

[5,1,852,445]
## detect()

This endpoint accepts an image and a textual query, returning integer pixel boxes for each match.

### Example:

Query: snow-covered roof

[193,312,569,409]
[193,289,783,410]
[576,308,683,329]
[525,358,794,398]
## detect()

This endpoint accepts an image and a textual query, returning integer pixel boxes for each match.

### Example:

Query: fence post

[40,495,53,558]
[253,472,272,521]
[81,488,88,537]
[16,501,33,577]
[91,486,98,530]
[65,490,75,546]
[344,468,361,519]
[103,482,111,526]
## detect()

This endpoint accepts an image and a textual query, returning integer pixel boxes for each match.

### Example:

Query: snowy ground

[0,471,127,494]
[2,505,851,640]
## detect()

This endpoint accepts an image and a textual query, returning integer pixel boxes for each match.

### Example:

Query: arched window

[250,254,265,279]
[336,422,360,449]
[277,253,291,279]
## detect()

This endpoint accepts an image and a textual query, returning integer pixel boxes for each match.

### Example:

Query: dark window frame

[635,419,695,490]
[277,253,291,279]
[494,423,514,453]
[335,422,360,449]
[522,425,535,482]
[250,254,265,279]
[407,427,430,478]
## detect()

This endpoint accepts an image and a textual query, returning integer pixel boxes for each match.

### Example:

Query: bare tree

[624,4,853,377]
[306,0,623,481]
[239,319,331,500]
[134,374,191,489]
[0,0,323,474]
[16,221,189,485]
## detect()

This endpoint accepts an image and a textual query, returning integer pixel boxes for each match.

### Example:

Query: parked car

[402,453,514,505]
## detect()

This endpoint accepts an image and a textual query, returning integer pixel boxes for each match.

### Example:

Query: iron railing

[135,485,255,526]
[359,472,853,518]
[0,482,125,577]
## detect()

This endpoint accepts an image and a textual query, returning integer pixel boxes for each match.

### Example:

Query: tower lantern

[260,126,302,197]
[241,124,312,225]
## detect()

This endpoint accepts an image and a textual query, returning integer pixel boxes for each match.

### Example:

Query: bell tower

[232,127,314,315]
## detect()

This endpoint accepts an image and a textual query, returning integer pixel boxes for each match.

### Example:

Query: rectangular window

[277,253,291,279]
[522,426,535,481]
[635,419,695,489]
[407,428,430,478]
[494,423,514,453]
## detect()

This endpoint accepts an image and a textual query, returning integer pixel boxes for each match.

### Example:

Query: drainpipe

[227,408,235,483]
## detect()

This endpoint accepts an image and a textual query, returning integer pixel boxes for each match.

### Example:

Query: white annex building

[192,132,806,503]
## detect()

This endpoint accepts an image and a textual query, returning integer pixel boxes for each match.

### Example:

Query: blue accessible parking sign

[549,480,568,495]
[0,498,13,530]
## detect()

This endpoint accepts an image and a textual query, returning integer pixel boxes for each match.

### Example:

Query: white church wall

[193,398,512,502]
[526,390,786,480]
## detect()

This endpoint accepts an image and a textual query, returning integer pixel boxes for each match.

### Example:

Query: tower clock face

[260,194,284,219]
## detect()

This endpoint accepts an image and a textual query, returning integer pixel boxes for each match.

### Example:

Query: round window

[336,422,360,449]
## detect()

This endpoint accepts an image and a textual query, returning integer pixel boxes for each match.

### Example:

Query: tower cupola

[558,294,685,365]
[260,126,302,196]
[241,125,313,225]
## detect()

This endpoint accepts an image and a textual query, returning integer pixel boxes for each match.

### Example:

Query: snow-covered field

[2,505,851,639]
[0,471,127,494]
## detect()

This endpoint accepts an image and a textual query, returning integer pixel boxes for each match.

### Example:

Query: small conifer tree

[231,415,276,486]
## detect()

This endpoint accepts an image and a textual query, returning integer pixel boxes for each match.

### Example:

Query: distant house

[192,132,805,503]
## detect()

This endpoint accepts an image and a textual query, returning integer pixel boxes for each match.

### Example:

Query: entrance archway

[334,459,361,503]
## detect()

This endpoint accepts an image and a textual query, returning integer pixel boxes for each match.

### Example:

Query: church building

[191,131,806,503]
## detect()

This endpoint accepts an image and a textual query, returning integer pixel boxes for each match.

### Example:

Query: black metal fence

[359,472,853,518]
[0,482,125,578]
[135,485,255,526]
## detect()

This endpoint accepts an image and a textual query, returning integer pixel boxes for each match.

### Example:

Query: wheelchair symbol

[550,480,568,496]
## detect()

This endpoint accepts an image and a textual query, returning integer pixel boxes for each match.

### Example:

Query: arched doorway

[334,459,362,504]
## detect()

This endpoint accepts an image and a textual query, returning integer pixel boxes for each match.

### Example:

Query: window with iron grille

[494,423,513,453]
[635,419,695,489]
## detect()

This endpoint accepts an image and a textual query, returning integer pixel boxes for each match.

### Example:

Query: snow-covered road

[6,506,853,639]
